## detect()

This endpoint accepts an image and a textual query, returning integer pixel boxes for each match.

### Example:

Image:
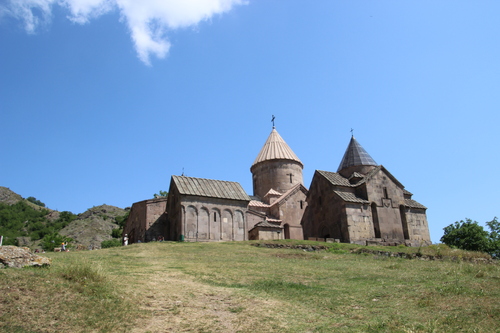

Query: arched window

[400,205,409,240]
[371,203,381,238]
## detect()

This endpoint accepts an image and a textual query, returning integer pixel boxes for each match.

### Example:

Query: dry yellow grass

[1,241,499,332]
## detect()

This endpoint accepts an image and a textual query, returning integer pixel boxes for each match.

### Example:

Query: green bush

[111,228,122,238]
[101,238,122,248]
[114,211,129,229]
[41,233,73,251]
[0,201,49,240]
[26,196,46,207]
[441,217,500,257]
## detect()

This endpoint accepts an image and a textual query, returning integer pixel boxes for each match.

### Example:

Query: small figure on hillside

[61,242,66,252]
[123,234,129,246]
[158,235,164,242]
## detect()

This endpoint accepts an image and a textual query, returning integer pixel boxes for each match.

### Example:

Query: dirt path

[128,271,293,333]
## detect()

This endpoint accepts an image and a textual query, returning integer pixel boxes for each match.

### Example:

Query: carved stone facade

[165,176,249,242]
[124,127,308,243]
[301,136,431,246]
[247,128,307,240]
[124,131,430,246]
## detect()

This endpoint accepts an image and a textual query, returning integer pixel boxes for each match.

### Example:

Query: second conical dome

[337,136,377,172]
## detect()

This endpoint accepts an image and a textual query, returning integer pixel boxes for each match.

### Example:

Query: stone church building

[124,127,308,243]
[301,136,431,246]
[124,128,431,246]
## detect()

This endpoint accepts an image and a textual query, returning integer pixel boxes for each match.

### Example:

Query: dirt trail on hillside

[129,271,294,333]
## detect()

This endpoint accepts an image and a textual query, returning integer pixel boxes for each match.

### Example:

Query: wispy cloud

[1,0,56,33]
[1,0,247,65]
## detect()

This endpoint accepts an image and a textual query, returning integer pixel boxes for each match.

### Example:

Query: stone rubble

[0,246,52,268]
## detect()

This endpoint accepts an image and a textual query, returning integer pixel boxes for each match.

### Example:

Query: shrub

[441,217,500,257]
[101,238,122,248]
[441,219,490,253]
[111,228,122,238]
[41,233,73,251]
[26,196,46,207]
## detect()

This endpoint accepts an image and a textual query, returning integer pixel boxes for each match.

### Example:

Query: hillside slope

[1,186,127,249]
[0,186,54,212]
[1,241,499,333]
[0,186,23,205]
[59,204,127,248]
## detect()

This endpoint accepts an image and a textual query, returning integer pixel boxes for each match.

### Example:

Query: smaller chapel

[301,136,431,246]
[123,126,431,246]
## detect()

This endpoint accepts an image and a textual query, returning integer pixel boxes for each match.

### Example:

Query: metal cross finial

[350,128,354,137]
[271,115,276,128]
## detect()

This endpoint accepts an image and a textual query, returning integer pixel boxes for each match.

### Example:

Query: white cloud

[1,0,247,65]
[60,0,114,24]
[0,0,56,33]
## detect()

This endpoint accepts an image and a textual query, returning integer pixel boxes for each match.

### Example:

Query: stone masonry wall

[270,188,306,240]
[251,160,303,199]
[177,196,248,242]
[364,170,406,240]
[301,174,345,240]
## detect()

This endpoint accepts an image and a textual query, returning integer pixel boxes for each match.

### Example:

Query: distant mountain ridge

[0,186,128,248]
[0,187,23,205]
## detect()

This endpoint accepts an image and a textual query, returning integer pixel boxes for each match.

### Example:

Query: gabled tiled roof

[316,170,352,187]
[253,220,283,229]
[403,189,413,196]
[248,200,270,208]
[269,183,308,208]
[264,188,283,197]
[172,176,250,201]
[349,172,364,179]
[333,191,370,204]
[252,128,303,167]
[404,199,427,209]
[338,136,377,172]
[317,166,406,193]
[247,209,266,218]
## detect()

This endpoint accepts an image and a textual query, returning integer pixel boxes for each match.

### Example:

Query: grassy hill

[0,187,127,249]
[0,187,24,205]
[0,186,51,212]
[1,240,499,332]
[59,204,127,249]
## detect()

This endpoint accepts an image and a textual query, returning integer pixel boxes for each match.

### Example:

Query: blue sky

[1,1,499,243]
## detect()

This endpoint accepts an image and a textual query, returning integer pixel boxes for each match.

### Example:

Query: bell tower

[251,126,304,198]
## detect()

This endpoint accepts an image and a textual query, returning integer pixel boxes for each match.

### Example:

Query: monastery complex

[124,126,431,246]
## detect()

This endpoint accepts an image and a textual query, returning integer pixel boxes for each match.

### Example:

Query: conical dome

[252,128,303,167]
[251,127,304,198]
[337,136,377,172]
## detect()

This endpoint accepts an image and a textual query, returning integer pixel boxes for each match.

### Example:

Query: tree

[41,233,73,251]
[486,217,500,258]
[112,211,129,239]
[153,190,168,198]
[26,196,46,207]
[440,219,490,253]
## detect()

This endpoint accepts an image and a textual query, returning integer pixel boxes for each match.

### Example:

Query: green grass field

[1,241,499,332]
